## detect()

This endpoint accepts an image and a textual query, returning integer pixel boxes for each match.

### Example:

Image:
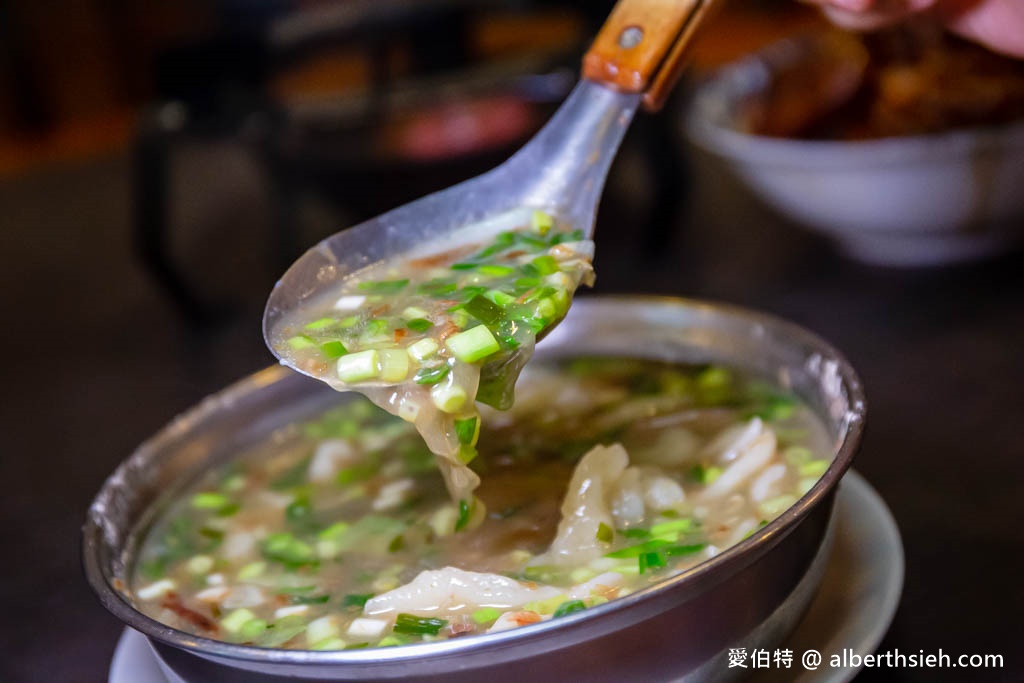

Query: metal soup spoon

[264,0,721,350]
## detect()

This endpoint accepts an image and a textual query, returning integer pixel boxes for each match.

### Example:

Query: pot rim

[83,294,866,667]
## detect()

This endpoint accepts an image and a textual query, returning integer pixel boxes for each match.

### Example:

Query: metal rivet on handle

[618,26,644,49]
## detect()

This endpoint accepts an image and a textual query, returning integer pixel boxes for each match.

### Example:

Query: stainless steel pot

[83,296,866,682]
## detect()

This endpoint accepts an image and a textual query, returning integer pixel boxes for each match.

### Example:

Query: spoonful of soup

[264,0,721,503]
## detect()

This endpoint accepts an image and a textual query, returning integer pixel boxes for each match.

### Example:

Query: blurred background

[2,0,1022,681]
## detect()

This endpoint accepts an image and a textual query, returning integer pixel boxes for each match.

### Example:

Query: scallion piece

[596,522,614,544]
[450,262,477,271]
[465,294,506,327]
[417,280,458,296]
[304,317,337,330]
[445,325,500,363]
[457,445,477,464]
[477,264,515,277]
[431,381,467,413]
[454,416,480,446]
[604,538,672,559]
[638,550,667,574]
[261,532,317,568]
[798,460,829,478]
[342,593,374,608]
[191,492,230,510]
[649,519,693,537]
[531,255,559,276]
[405,318,433,333]
[552,599,587,618]
[455,498,472,532]
[401,306,429,320]
[393,614,447,636]
[378,349,410,383]
[221,608,256,634]
[664,543,706,557]
[414,364,450,385]
[287,335,317,350]
[531,209,554,235]
[357,279,409,294]
[320,340,348,358]
[336,350,379,383]
[408,338,439,361]
[290,594,331,605]
[472,607,502,624]
[484,289,515,306]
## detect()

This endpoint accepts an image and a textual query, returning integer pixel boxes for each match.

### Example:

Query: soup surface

[266,208,594,502]
[132,357,833,650]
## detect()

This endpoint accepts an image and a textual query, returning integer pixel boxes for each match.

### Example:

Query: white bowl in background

[686,37,1024,266]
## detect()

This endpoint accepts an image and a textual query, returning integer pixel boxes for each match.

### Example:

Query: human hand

[804,0,1024,58]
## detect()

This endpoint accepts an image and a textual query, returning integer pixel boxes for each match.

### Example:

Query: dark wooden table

[2,125,1020,682]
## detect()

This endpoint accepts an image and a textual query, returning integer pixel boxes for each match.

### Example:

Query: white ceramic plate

[109,471,903,683]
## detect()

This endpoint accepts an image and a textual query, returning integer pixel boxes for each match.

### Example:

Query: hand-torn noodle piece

[363,567,561,617]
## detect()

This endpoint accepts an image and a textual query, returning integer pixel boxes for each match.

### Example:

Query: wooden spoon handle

[582,0,721,111]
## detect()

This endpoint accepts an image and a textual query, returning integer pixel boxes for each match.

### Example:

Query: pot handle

[582,0,721,111]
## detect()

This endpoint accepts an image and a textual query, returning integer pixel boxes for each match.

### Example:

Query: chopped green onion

[531,209,554,235]
[379,349,410,383]
[483,289,515,306]
[550,228,585,244]
[649,519,693,537]
[798,460,829,478]
[320,340,348,358]
[446,325,501,363]
[393,614,447,636]
[405,318,433,333]
[783,446,813,465]
[336,350,380,383]
[687,463,722,485]
[414,364,450,385]
[318,522,350,540]
[417,280,458,296]
[304,317,337,330]
[401,306,430,320]
[472,607,502,624]
[285,497,313,525]
[455,498,472,532]
[514,276,540,290]
[336,462,376,486]
[531,255,559,276]
[663,543,706,557]
[262,532,317,568]
[307,616,341,646]
[431,381,467,413]
[312,637,346,651]
[477,264,515,277]
[596,522,614,544]
[450,263,477,271]
[454,416,480,446]
[552,599,587,618]
[342,593,374,608]
[465,294,507,328]
[287,335,317,350]
[408,338,439,361]
[638,551,667,574]
[237,561,266,580]
[191,492,230,510]
[357,279,409,294]
[605,539,672,559]
[457,445,478,464]
[620,527,650,540]
[221,608,256,634]
[290,594,330,605]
